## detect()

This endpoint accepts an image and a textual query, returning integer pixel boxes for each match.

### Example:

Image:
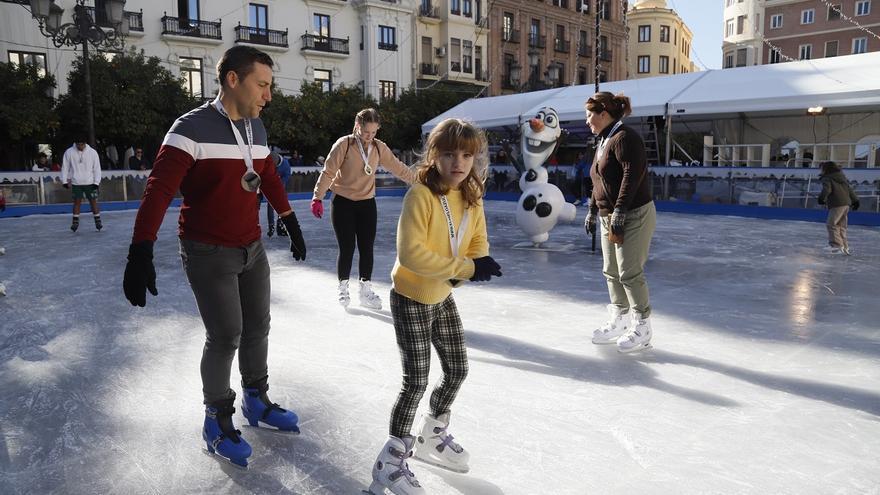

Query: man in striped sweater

[122,46,306,468]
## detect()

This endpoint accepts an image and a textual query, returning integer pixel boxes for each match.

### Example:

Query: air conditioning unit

[435,45,447,57]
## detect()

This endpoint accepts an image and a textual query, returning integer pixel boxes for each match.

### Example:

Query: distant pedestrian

[817,161,860,255]
[61,138,103,232]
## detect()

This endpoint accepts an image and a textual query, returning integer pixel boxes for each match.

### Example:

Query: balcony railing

[476,16,488,28]
[578,44,592,57]
[476,70,489,81]
[501,75,518,90]
[161,16,222,40]
[554,38,569,53]
[451,61,461,71]
[378,42,398,51]
[600,49,612,61]
[301,33,350,54]
[463,63,472,74]
[419,5,440,18]
[420,63,439,76]
[85,7,144,32]
[451,8,461,15]
[528,34,546,48]
[462,9,472,17]
[502,29,520,43]
[235,25,288,48]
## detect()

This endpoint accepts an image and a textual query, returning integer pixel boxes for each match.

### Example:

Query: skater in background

[311,108,415,310]
[61,137,103,232]
[265,151,292,237]
[122,46,307,468]
[572,151,592,206]
[584,92,656,354]
[368,118,502,495]
[817,160,860,255]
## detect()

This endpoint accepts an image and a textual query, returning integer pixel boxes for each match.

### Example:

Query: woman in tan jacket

[311,108,415,309]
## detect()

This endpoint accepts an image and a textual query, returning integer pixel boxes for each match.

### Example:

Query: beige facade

[628,0,696,78]
[488,0,628,96]
[413,0,490,91]
[721,0,767,68]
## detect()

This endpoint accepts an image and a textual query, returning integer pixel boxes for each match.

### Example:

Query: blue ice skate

[242,380,300,433]
[203,399,252,468]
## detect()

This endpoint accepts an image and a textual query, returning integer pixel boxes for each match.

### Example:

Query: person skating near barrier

[61,138,102,232]
[122,46,306,468]
[367,118,501,495]
[817,161,860,255]
[311,108,415,310]
[584,92,657,354]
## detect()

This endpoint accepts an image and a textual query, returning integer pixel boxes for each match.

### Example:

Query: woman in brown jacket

[584,92,657,353]
[311,108,416,309]
[817,161,860,255]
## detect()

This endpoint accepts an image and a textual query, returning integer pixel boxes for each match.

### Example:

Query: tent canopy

[421,51,880,135]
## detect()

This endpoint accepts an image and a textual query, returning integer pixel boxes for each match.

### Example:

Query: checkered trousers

[388,289,469,438]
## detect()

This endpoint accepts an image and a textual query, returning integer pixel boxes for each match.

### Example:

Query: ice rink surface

[1,198,879,494]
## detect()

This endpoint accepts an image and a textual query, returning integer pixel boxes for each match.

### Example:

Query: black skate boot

[94,215,102,231]
[70,216,79,232]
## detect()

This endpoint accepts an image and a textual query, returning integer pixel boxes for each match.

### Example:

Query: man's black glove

[62,183,70,189]
[585,209,597,235]
[817,197,826,205]
[123,241,157,307]
[280,212,307,261]
[610,209,627,237]
[852,200,860,211]
[470,256,502,282]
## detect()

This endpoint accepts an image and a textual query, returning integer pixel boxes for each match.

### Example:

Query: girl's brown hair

[416,118,488,207]
[585,92,633,120]
[353,108,381,134]
[819,161,841,175]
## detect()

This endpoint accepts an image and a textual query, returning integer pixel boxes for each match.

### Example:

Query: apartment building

[721,0,767,68]
[490,0,627,95]
[0,0,425,102]
[413,0,490,92]
[763,0,879,63]
[628,0,696,78]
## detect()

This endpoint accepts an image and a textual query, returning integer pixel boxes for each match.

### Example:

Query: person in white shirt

[61,138,103,232]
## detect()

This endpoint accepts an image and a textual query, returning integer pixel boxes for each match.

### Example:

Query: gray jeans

[179,238,272,404]
[600,202,657,318]
[826,206,849,249]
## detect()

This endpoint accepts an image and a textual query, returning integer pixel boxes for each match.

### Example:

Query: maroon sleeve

[131,145,194,243]
[259,155,291,215]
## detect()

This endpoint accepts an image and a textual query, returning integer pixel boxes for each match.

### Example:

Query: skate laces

[432,425,464,454]
[387,446,421,486]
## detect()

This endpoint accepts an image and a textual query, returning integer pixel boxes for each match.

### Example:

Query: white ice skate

[0,282,6,297]
[338,280,351,307]
[366,435,425,495]
[617,312,652,353]
[823,246,843,255]
[592,304,631,344]
[359,279,382,310]
[413,412,470,473]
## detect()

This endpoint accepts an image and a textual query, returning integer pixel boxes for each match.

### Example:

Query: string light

[818,0,880,41]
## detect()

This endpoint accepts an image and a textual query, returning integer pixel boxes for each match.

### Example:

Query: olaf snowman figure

[515,107,577,246]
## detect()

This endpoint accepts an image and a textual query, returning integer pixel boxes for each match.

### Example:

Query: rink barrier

[2,189,878,226]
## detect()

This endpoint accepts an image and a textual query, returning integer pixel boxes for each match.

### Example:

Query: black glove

[817,197,826,205]
[62,183,70,189]
[123,241,157,307]
[610,209,626,237]
[469,256,502,282]
[852,200,860,211]
[280,212,307,261]
[585,209,597,235]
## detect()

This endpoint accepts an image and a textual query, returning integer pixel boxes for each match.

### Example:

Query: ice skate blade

[618,343,653,354]
[244,421,300,434]
[592,337,620,345]
[412,454,470,473]
[363,480,385,494]
[204,447,249,469]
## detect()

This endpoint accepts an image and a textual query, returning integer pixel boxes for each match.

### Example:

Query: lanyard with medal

[595,120,623,163]
[441,195,470,287]
[212,97,262,192]
[354,134,374,175]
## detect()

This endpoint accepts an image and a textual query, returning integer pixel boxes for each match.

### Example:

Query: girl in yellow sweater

[368,119,502,495]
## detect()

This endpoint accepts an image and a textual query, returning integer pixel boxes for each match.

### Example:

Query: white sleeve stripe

[162,133,198,160]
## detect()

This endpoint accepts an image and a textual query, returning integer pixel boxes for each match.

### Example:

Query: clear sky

[663,0,724,70]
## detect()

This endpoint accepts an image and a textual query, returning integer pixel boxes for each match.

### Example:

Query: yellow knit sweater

[392,183,490,305]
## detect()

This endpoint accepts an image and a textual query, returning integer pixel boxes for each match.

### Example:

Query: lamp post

[28,0,128,147]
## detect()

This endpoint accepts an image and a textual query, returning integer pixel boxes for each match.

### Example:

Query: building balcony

[502,29,520,43]
[600,49,612,61]
[84,7,144,34]
[451,61,461,71]
[235,25,289,49]
[528,34,546,49]
[301,33,350,57]
[475,16,489,29]
[578,44,592,57]
[475,70,490,82]
[161,15,223,43]
[450,8,461,15]
[463,63,472,74]
[554,38,569,53]
[420,63,439,76]
[501,75,518,90]
[378,42,398,51]
[419,4,441,22]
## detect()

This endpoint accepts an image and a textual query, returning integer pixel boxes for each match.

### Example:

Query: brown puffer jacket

[818,170,858,208]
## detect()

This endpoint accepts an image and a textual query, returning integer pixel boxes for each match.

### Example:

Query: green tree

[0,62,57,170]
[55,48,198,162]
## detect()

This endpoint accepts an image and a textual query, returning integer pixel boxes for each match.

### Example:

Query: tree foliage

[54,48,198,156]
[0,62,57,169]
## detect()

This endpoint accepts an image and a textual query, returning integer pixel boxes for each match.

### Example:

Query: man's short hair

[216,46,274,88]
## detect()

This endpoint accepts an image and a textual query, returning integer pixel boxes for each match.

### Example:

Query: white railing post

[762,144,770,167]
[703,135,714,167]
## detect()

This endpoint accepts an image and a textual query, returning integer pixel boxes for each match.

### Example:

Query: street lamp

[28,0,128,147]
